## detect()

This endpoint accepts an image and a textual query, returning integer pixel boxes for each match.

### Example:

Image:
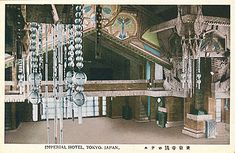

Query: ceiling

[5,4,230,68]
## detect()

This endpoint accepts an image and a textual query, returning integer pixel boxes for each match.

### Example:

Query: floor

[5,117,230,144]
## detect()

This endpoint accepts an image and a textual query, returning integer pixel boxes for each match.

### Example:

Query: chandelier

[26,4,87,144]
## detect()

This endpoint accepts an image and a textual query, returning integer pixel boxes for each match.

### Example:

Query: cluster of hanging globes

[30,23,39,73]
[67,25,75,68]
[73,5,86,106]
[65,5,87,107]
[65,71,87,106]
[28,22,41,104]
[27,6,87,107]
[74,5,84,69]
[28,73,42,104]
[38,24,43,73]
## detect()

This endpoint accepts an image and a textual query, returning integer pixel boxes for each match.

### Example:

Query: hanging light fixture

[45,23,50,144]
[73,4,87,124]
[24,4,87,143]
[65,23,75,121]
[28,22,42,122]
[64,5,86,124]
[95,5,102,59]
[38,23,43,76]
[16,5,24,94]
[63,24,69,119]
[56,23,64,144]
[52,24,59,144]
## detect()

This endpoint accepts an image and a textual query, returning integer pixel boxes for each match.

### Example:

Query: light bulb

[31,33,36,39]
[75,5,82,11]
[76,56,83,61]
[28,91,39,105]
[31,39,37,46]
[31,22,37,27]
[68,56,73,61]
[68,45,75,51]
[76,62,83,68]
[73,92,85,106]
[75,31,81,37]
[75,12,82,18]
[74,72,87,85]
[74,37,79,43]
[75,50,82,55]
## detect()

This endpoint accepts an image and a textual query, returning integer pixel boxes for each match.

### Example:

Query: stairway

[136,101,149,122]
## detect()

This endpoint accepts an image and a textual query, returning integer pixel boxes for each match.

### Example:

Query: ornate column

[175,5,213,138]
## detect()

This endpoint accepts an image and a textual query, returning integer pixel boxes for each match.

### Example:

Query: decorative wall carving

[83,5,96,32]
[213,58,230,83]
[201,33,224,52]
[151,5,230,100]
[101,5,120,27]
[163,68,183,92]
[169,32,182,57]
[215,78,230,93]
[104,12,138,40]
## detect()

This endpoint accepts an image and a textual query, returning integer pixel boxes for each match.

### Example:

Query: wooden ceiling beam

[86,34,145,65]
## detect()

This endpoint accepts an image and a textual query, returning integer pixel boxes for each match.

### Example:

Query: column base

[166,121,184,128]
[182,127,205,138]
[182,114,213,138]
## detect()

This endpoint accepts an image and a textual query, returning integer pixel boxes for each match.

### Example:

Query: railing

[5,80,164,93]
[4,79,193,103]
[4,80,167,102]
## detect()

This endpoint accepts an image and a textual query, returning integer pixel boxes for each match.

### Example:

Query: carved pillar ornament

[176,6,184,37]
[196,58,201,89]
[181,39,187,88]
[176,5,205,91]
[194,6,206,90]
[194,5,205,37]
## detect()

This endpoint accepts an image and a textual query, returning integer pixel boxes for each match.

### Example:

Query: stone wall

[150,97,157,121]
[184,118,205,131]
[194,58,212,112]
[165,97,184,122]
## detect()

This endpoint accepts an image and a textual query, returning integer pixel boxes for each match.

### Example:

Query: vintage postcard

[0,0,234,153]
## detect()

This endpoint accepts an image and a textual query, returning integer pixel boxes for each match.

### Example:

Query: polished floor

[5,117,229,144]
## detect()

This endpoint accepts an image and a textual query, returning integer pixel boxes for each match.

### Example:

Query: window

[102,96,107,116]
[41,96,107,119]
[82,97,99,117]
